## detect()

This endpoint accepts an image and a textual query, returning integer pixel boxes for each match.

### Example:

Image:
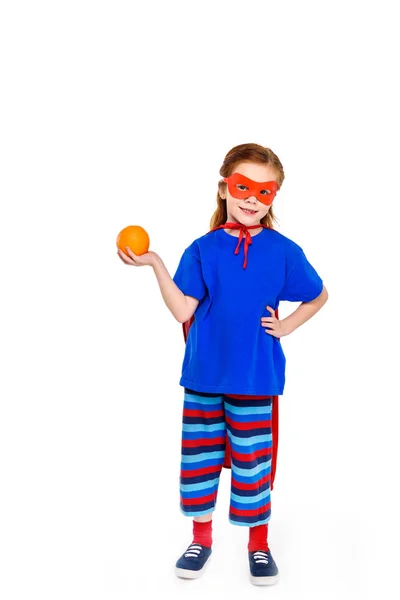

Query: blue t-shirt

[172,227,323,395]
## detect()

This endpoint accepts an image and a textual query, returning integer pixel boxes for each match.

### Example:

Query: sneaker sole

[250,572,280,586]
[175,555,212,579]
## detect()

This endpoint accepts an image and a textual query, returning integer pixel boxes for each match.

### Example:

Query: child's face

[221,162,279,226]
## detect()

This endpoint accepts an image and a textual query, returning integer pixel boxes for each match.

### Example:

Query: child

[117,142,328,585]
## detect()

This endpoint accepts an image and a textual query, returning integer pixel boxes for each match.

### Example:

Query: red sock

[192,519,213,548]
[248,523,269,552]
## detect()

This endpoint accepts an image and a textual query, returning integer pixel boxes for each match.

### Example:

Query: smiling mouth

[240,207,257,215]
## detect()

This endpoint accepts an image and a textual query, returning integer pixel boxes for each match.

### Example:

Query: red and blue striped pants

[179,388,273,527]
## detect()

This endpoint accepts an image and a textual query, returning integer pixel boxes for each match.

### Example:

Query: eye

[237,184,248,191]
[260,189,271,195]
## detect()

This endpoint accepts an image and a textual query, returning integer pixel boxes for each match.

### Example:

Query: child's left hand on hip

[261,306,291,337]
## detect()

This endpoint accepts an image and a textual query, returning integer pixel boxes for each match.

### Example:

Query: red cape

[182,313,279,491]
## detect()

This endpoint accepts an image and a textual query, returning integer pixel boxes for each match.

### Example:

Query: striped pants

[179,388,273,527]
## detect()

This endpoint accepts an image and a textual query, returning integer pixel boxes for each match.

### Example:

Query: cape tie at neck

[209,221,269,268]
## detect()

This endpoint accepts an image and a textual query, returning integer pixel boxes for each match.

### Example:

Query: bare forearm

[152,255,190,323]
[282,285,329,334]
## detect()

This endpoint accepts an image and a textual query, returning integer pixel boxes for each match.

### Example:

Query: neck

[223,221,263,237]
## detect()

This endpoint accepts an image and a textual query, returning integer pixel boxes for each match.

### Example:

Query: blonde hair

[211,142,285,230]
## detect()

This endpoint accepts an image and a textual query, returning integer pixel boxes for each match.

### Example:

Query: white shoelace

[253,550,269,565]
[184,543,203,558]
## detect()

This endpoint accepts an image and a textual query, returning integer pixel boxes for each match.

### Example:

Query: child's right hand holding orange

[117,247,160,267]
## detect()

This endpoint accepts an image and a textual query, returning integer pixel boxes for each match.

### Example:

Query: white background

[1,1,399,598]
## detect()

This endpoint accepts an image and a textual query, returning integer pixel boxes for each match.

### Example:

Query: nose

[244,196,257,204]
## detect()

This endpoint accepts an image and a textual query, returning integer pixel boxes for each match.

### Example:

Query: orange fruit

[116,225,150,256]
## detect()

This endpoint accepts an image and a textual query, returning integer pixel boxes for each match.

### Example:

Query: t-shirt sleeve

[279,243,323,303]
[173,247,207,302]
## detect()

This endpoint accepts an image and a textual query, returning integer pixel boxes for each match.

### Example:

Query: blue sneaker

[248,549,280,586]
[175,543,212,579]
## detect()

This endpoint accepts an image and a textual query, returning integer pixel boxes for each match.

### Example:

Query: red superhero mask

[223,173,278,206]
